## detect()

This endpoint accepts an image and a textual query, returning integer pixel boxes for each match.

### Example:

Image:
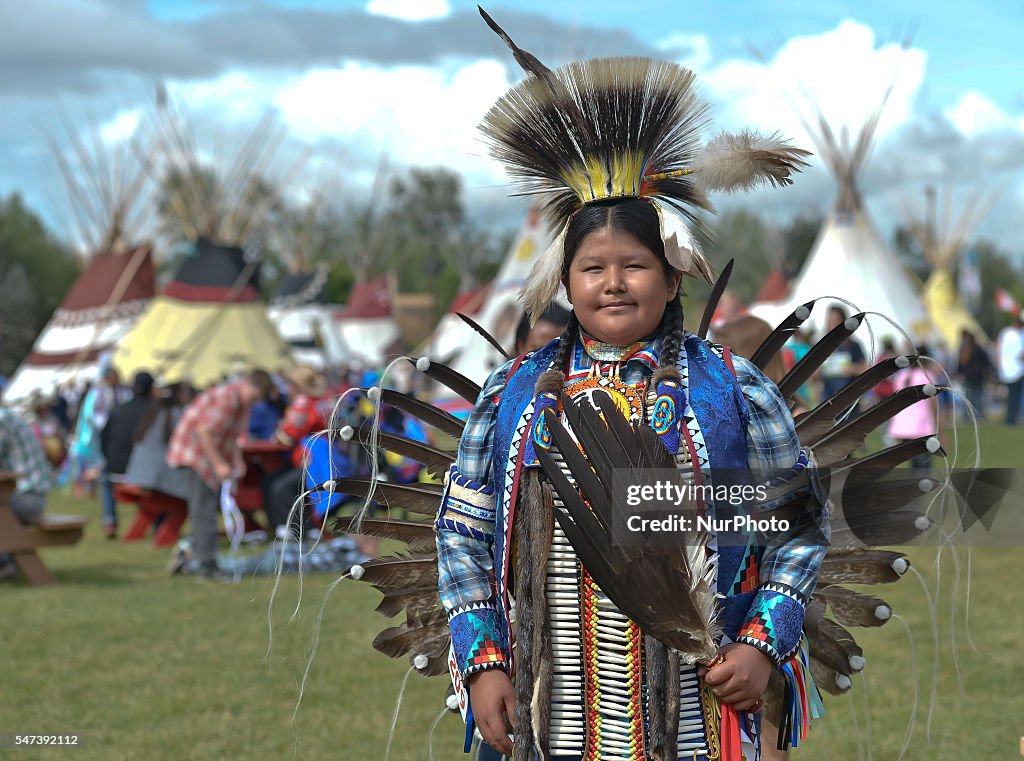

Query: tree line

[2,177,1024,377]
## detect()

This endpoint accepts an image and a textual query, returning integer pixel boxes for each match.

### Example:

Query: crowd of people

[1,306,1022,583]
[712,301,1024,428]
[0,358,434,582]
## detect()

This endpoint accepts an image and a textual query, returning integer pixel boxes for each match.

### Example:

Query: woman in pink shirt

[886,346,938,474]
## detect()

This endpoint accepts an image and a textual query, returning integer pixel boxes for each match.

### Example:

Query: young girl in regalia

[432,13,829,761]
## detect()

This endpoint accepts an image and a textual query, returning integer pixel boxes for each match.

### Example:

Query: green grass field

[1,424,1022,760]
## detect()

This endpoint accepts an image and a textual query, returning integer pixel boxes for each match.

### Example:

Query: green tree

[0,194,80,377]
[974,240,1024,338]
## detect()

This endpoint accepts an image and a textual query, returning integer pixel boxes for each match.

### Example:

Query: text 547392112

[0,734,83,747]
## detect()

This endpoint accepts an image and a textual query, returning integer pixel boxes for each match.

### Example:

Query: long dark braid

[652,293,685,387]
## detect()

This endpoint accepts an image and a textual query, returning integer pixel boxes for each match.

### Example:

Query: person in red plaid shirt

[167,369,274,579]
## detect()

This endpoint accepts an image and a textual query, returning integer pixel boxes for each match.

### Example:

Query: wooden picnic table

[0,473,87,585]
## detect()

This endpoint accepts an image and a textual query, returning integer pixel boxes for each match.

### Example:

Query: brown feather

[697,259,734,340]
[417,358,482,403]
[477,6,557,93]
[806,616,864,676]
[352,426,455,477]
[537,393,719,661]
[818,550,908,586]
[378,388,466,438]
[827,512,932,552]
[749,300,815,371]
[777,312,866,399]
[815,585,893,628]
[372,614,448,659]
[356,554,438,592]
[811,385,939,467]
[457,311,511,360]
[329,479,443,516]
[795,356,919,443]
[836,435,943,481]
[809,658,853,696]
[333,517,436,553]
[373,589,442,621]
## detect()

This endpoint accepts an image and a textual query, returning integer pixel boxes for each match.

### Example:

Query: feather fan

[535,390,720,662]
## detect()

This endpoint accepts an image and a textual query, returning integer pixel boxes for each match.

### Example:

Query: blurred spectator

[27,394,67,467]
[957,330,993,419]
[264,367,330,538]
[819,306,866,400]
[167,369,273,579]
[66,365,125,487]
[99,372,156,538]
[996,316,1024,425]
[51,386,72,433]
[248,379,287,440]
[513,303,571,355]
[886,348,938,475]
[301,424,357,533]
[0,406,54,580]
[873,337,898,401]
[123,383,195,500]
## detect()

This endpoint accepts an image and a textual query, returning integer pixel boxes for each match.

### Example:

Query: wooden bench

[0,473,88,585]
[114,483,188,547]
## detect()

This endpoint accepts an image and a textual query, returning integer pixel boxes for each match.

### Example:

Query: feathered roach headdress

[478,7,810,321]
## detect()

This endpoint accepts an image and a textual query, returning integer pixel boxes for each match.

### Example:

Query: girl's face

[564,226,680,345]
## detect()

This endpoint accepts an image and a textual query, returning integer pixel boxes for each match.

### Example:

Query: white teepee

[423,206,558,414]
[3,116,157,404]
[750,89,930,353]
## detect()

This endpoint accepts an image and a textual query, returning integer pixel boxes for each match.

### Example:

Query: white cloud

[99,108,142,144]
[273,60,511,175]
[657,32,711,72]
[945,90,1024,137]
[365,0,451,22]
[703,20,926,149]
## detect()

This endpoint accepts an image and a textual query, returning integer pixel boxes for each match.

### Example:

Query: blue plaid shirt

[0,407,54,494]
[437,331,828,668]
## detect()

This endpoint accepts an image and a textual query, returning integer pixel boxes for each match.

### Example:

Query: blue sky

[2,0,1022,259]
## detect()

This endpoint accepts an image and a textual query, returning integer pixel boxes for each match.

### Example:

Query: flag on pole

[959,246,981,312]
[994,287,1021,317]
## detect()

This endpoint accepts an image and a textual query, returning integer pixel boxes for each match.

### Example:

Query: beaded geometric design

[564,376,645,424]
[651,393,676,434]
[737,613,775,647]
[467,633,506,670]
[730,542,760,595]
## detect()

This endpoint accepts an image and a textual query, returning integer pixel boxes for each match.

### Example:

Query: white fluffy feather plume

[519,223,568,324]
[694,130,811,193]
